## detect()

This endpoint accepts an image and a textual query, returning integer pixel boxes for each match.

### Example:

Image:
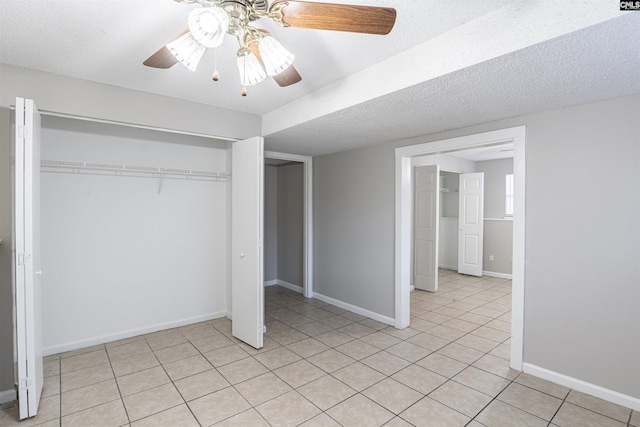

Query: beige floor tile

[274,359,327,388]
[408,318,438,332]
[61,362,114,392]
[297,375,356,411]
[335,340,379,360]
[418,312,455,325]
[327,394,394,427]
[269,328,309,346]
[514,373,570,399]
[190,333,234,353]
[105,336,145,349]
[174,368,230,402]
[457,312,493,326]
[61,378,120,416]
[476,400,547,427]
[488,342,511,360]
[298,412,342,427]
[189,387,251,426]
[60,349,109,374]
[293,321,333,337]
[217,357,269,385]
[106,340,152,362]
[319,316,354,329]
[203,344,250,367]
[429,380,492,418]
[442,318,480,333]
[0,395,60,427]
[454,367,511,397]
[111,352,159,377]
[332,362,386,392]
[359,331,402,349]
[363,378,423,415]
[314,331,355,347]
[361,351,411,376]
[234,372,293,406]
[391,365,447,395]
[131,404,199,427]
[238,337,282,356]
[43,359,60,378]
[407,332,450,352]
[256,390,321,426]
[565,390,632,423]
[213,408,270,426]
[437,342,485,365]
[307,349,355,373]
[401,397,470,427]
[471,325,511,342]
[116,366,171,397]
[153,342,199,364]
[41,375,60,398]
[163,354,212,381]
[384,416,415,427]
[145,331,189,351]
[455,334,499,353]
[416,352,467,378]
[61,399,128,427]
[338,323,376,339]
[123,383,184,422]
[180,324,218,341]
[472,354,519,380]
[253,346,302,370]
[379,327,421,340]
[61,344,106,358]
[385,341,432,363]
[287,338,331,358]
[631,411,640,426]
[498,382,562,421]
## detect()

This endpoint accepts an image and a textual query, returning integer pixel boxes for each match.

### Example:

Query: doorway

[395,126,525,370]
[264,151,313,298]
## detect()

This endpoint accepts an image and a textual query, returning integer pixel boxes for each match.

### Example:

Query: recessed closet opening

[39,114,232,355]
[264,159,304,294]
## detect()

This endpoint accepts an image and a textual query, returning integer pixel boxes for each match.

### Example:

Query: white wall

[277,163,304,287]
[313,94,640,400]
[39,116,230,353]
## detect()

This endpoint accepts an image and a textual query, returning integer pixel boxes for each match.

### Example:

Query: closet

[438,171,460,271]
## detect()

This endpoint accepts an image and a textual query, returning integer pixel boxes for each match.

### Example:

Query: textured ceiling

[1,1,639,157]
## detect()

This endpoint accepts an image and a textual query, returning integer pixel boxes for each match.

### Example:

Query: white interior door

[458,172,484,276]
[13,97,43,419]
[231,137,264,349]
[414,165,439,292]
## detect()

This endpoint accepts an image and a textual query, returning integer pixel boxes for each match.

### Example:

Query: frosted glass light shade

[258,36,294,76]
[167,32,206,71]
[188,6,229,48]
[237,48,266,86]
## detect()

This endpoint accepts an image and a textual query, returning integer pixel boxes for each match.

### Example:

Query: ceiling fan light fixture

[237,47,266,86]
[258,36,294,76]
[188,6,229,48]
[167,32,206,71]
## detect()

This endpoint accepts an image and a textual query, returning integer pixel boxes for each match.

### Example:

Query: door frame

[264,151,314,298]
[395,126,526,370]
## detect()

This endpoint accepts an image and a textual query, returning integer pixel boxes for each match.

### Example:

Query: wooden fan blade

[249,37,302,87]
[143,29,188,69]
[270,1,396,35]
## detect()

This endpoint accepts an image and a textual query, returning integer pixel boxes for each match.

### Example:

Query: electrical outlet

[489,255,494,261]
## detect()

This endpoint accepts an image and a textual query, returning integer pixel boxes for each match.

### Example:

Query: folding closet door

[13,97,44,419]
[231,137,264,349]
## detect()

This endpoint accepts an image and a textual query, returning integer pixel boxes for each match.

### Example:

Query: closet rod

[40,159,231,181]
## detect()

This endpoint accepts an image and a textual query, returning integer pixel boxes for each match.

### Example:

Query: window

[505,173,514,217]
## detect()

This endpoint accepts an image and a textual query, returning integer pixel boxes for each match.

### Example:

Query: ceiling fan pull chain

[212,48,220,81]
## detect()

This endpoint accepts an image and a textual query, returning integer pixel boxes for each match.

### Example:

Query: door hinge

[20,377,32,390]
[261,325,266,334]
[17,253,31,266]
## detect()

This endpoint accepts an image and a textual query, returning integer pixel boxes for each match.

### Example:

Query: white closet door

[458,172,484,276]
[414,165,439,292]
[14,97,44,419]
[231,137,264,349]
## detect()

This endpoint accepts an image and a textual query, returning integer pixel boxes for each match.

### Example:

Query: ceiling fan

[143,0,397,95]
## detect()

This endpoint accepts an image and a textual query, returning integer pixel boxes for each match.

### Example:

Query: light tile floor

[1,269,638,426]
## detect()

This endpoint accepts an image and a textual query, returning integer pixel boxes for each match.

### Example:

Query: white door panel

[458,173,484,276]
[414,165,439,292]
[231,137,264,349]
[13,97,43,419]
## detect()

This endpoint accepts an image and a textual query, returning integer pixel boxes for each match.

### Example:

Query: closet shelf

[40,159,231,182]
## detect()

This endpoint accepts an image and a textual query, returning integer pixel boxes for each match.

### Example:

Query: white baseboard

[43,311,228,356]
[410,285,416,292]
[438,265,458,271]
[264,280,278,287]
[312,292,395,327]
[276,279,303,294]
[523,363,640,411]
[0,389,16,404]
[483,270,513,280]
